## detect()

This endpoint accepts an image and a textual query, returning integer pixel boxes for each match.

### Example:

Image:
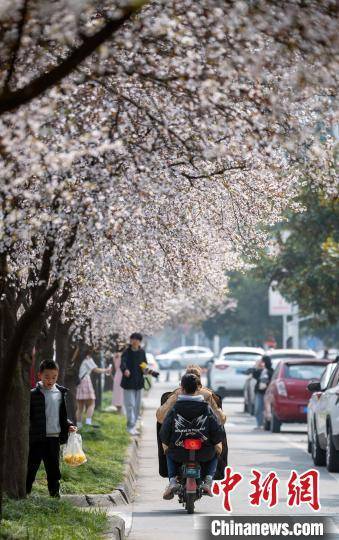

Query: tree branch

[0,5,142,115]
[3,0,29,92]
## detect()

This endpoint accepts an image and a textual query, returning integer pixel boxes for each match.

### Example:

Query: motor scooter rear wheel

[186,493,195,514]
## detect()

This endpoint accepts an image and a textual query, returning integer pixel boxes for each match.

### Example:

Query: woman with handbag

[252,355,273,430]
[76,350,111,428]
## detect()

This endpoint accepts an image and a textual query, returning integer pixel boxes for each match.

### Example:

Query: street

[128,374,339,539]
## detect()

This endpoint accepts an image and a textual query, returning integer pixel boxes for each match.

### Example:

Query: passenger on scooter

[156,365,226,425]
[160,373,224,500]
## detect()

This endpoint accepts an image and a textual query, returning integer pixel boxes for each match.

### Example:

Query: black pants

[26,437,61,495]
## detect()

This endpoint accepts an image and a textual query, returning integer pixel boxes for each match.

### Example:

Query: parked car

[156,346,214,369]
[146,352,159,372]
[144,353,160,388]
[209,347,264,399]
[244,349,317,415]
[307,359,339,472]
[316,349,339,360]
[263,358,329,433]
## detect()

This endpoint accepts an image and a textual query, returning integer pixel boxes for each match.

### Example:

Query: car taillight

[183,439,202,450]
[276,380,287,397]
[215,364,229,370]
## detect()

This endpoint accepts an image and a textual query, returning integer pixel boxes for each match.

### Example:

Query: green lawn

[0,393,130,539]
[0,496,107,540]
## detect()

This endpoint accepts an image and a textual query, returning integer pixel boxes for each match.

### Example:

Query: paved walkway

[129,376,207,540]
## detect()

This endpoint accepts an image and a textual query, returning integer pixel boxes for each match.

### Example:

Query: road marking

[194,513,233,530]
[277,433,339,485]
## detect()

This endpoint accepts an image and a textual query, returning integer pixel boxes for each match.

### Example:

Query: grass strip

[0,496,107,539]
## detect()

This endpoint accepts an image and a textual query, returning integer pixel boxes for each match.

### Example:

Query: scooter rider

[156,365,226,426]
[160,373,223,500]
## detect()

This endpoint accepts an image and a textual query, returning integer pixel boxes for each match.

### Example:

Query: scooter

[176,438,207,514]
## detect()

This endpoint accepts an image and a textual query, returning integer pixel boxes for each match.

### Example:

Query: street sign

[269,285,293,316]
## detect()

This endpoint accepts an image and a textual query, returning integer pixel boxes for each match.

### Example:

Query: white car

[156,346,214,369]
[307,359,339,472]
[210,347,264,398]
[268,349,317,362]
[146,352,159,372]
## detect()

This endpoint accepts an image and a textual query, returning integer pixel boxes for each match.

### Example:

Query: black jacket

[159,398,224,462]
[253,367,273,394]
[29,383,73,444]
[120,346,147,390]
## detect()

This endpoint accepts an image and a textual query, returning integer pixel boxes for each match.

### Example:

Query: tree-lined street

[0,0,338,537]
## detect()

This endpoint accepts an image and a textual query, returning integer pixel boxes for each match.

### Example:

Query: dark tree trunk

[3,353,31,498]
[0,282,58,510]
[56,320,79,423]
[3,316,46,498]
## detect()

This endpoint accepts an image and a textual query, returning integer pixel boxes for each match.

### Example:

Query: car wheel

[307,438,312,453]
[311,422,326,466]
[217,387,227,400]
[326,424,339,473]
[264,418,270,431]
[270,410,281,433]
[171,361,181,370]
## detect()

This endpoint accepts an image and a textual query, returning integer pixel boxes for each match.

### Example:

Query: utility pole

[291,305,300,348]
[213,334,220,356]
[282,315,288,348]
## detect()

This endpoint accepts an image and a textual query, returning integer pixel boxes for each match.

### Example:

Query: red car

[264,359,329,433]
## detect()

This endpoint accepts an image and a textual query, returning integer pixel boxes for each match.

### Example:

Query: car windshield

[222,353,262,361]
[320,363,337,390]
[285,363,326,380]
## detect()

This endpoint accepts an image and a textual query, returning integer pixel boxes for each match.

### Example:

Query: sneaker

[253,426,263,431]
[163,478,179,500]
[202,476,213,496]
[128,427,140,436]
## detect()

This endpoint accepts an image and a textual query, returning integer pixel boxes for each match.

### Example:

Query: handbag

[143,375,152,391]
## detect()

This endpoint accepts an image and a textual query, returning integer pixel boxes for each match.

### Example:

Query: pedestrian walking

[252,355,273,430]
[76,349,111,428]
[120,332,147,435]
[112,351,124,413]
[26,360,76,497]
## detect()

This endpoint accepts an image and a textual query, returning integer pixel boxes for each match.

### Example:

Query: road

[127,373,339,539]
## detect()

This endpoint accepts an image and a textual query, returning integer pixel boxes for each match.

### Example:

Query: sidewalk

[128,376,199,540]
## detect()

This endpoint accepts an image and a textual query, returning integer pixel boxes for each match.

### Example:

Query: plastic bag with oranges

[63,432,87,467]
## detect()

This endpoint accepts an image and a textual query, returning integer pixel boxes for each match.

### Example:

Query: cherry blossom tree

[0,0,337,508]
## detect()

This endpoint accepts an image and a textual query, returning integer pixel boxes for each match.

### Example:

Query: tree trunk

[56,320,79,423]
[0,401,8,518]
[0,285,58,507]
[3,315,45,499]
[3,353,31,498]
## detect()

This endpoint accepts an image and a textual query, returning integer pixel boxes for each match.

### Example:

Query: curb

[62,433,139,539]
[116,437,139,504]
[103,513,126,540]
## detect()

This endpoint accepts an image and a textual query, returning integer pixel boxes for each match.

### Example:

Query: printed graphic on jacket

[174,413,208,446]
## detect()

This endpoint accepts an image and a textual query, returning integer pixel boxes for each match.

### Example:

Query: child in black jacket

[26,360,76,497]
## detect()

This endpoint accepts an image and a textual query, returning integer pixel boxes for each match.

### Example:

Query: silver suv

[307,359,339,472]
